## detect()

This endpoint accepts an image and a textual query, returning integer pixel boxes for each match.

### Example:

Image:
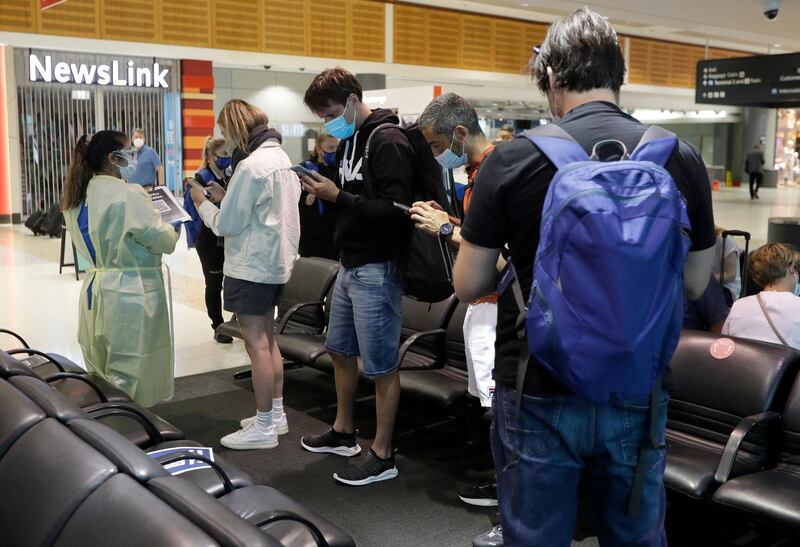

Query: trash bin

[767,217,800,247]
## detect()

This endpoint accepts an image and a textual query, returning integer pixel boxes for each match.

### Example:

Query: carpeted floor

[155,366,601,547]
[154,366,796,547]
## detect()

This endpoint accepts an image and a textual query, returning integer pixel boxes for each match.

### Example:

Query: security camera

[763,0,780,20]
[263,65,271,70]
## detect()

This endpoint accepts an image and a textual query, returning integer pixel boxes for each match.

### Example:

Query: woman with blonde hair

[184,136,232,343]
[62,130,178,406]
[191,99,301,450]
[723,243,800,348]
[299,132,340,259]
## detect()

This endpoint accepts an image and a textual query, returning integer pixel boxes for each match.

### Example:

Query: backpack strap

[630,126,678,168]
[362,123,408,199]
[524,125,589,169]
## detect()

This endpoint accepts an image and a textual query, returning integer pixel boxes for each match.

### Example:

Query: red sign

[41,0,67,11]
[710,338,736,360]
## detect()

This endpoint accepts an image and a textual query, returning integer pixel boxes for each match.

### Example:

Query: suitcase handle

[721,230,750,240]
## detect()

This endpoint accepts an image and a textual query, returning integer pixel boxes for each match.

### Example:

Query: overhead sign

[696,52,800,108]
[28,54,170,89]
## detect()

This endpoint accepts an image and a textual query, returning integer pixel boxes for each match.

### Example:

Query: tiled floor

[1,184,798,375]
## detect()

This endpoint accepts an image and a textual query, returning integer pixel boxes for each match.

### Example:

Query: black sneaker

[214,332,233,344]
[458,481,498,507]
[472,524,503,547]
[333,448,398,486]
[301,428,361,457]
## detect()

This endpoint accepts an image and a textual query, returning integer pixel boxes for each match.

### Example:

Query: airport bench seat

[713,373,800,531]
[0,373,353,547]
[664,331,800,499]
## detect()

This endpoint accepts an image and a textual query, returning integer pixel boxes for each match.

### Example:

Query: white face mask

[133,137,145,149]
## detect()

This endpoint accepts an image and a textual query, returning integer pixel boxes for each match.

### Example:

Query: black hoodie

[334,108,414,268]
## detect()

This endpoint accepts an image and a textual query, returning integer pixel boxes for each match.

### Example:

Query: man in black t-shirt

[454,8,715,546]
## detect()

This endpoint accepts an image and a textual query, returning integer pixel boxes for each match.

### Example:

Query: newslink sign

[28,54,170,89]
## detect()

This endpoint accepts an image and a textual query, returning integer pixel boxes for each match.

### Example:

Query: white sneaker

[240,412,289,435]
[220,423,278,450]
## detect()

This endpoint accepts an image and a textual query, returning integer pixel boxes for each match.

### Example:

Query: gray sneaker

[472,525,503,547]
[333,448,398,486]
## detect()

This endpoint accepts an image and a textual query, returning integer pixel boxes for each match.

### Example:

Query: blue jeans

[492,383,668,547]
[324,261,403,378]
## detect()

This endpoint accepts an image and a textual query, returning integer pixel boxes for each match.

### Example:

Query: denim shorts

[324,261,403,378]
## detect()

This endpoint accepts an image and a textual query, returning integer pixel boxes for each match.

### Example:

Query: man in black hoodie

[298,68,413,486]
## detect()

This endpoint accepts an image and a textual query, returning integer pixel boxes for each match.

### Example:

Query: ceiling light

[773,43,781,48]
[520,2,530,6]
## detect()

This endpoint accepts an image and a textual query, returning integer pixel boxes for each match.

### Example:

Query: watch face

[440,223,454,237]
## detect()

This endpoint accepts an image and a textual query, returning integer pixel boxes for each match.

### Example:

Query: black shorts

[223,276,284,316]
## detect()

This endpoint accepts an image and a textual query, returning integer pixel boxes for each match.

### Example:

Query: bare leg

[265,309,284,400]
[371,371,401,459]
[331,352,360,434]
[238,313,273,412]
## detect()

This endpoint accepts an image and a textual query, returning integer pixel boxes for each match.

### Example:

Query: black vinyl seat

[279,281,338,366]
[664,331,800,499]
[401,301,470,409]
[0,373,353,547]
[3,357,184,448]
[217,257,340,341]
[712,373,800,530]
[306,295,457,380]
[1,348,132,404]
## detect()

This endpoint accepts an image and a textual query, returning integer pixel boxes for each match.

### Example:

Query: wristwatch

[439,222,454,239]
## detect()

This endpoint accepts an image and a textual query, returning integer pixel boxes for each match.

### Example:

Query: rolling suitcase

[721,229,751,302]
[39,203,64,238]
[24,210,46,235]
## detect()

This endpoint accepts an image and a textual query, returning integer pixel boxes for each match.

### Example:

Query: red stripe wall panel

[180,59,215,177]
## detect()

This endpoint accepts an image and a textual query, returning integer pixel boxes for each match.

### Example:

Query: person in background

[127,128,164,188]
[683,275,730,333]
[299,133,340,260]
[191,100,300,450]
[184,137,233,344]
[723,243,800,348]
[453,8,715,545]
[745,144,764,200]
[62,130,179,407]
[712,226,742,306]
[495,130,513,143]
[411,93,501,545]
[299,68,413,486]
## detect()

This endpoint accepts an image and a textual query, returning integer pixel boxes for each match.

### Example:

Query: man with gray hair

[453,7,715,546]
[411,93,499,527]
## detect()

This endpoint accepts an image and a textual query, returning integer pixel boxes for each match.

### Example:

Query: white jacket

[198,140,301,284]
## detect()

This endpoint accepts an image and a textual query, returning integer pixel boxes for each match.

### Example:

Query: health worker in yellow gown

[62,130,179,407]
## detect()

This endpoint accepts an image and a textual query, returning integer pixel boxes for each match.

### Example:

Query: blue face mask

[216,156,231,170]
[435,131,467,170]
[325,101,356,140]
[323,151,337,165]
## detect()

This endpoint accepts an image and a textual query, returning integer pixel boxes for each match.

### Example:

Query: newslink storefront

[13,48,181,215]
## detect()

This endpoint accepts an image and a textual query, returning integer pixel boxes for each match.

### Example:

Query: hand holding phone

[393,201,411,214]
[186,178,212,200]
[290,164,314,178]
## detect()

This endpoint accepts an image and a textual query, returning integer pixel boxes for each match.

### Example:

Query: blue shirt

[129,145,162,186]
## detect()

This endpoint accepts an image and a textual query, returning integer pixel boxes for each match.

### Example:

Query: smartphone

[290,164,314,178]
[393,201,411,214]
[186,178,212,200]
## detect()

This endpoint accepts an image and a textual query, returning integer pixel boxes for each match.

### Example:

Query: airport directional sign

[696,52,800,108]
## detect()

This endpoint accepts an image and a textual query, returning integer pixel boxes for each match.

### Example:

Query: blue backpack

[509,124,691,403]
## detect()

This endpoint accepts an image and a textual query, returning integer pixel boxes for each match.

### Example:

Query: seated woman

[722,243,800,348]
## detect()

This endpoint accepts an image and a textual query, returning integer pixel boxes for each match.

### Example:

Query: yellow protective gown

[64,175,179,407]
